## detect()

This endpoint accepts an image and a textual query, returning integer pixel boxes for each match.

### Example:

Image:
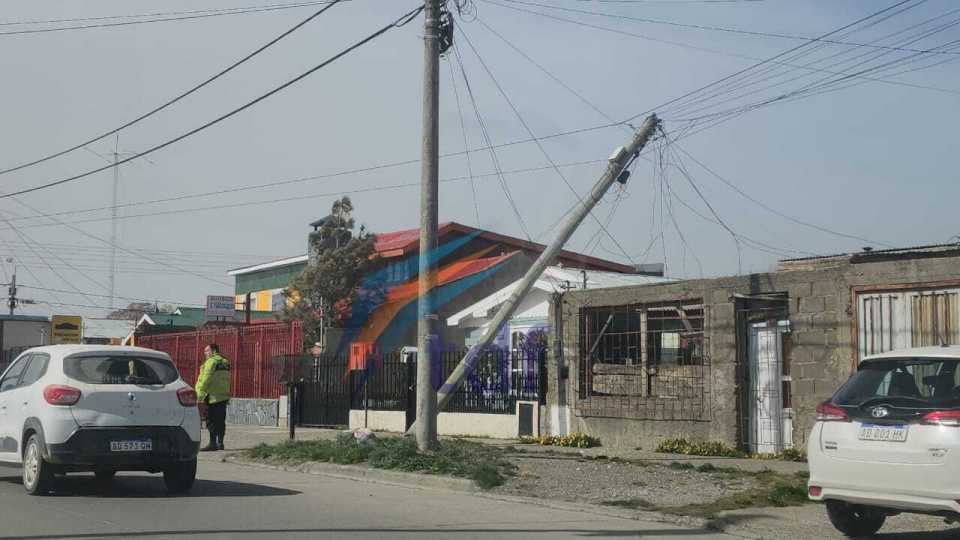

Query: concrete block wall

[226,398,280,427]
[549,252,960,450]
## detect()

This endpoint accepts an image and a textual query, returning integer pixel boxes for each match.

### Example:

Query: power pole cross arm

[424,114,660,418]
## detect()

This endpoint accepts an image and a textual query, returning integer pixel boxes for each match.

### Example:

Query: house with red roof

[228,220,647,352]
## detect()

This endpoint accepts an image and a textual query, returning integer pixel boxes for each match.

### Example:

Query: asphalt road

[0,457,737,540]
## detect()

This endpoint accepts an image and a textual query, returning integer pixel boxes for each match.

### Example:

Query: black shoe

[201,444,219,452]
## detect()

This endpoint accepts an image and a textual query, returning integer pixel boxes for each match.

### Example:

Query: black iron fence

[352,348,546,415]
[287,347,546,427]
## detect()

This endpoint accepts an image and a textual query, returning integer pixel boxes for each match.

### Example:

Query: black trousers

[207,400,228,447]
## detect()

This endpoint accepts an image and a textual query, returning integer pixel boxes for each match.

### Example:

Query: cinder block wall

[548,253,960,450]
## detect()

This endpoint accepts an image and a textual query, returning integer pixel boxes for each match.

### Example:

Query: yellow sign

[51,315,82,345]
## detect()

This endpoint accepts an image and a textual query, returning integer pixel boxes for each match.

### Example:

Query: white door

[748,323,787,454]
[0,354,31,462]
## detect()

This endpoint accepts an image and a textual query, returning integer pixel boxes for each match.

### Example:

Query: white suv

[0,345,201,495]
[808,346,960,536]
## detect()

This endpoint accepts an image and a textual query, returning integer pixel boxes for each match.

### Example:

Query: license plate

[858,423,908,442]
[110,440,152,452]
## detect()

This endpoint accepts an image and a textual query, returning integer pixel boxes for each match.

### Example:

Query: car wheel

[163,459,197,494]
[826,500,886,537]
[22,434,53,496]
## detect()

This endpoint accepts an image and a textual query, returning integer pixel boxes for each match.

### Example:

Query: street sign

[51,315,82,344]
[205,295,235,319]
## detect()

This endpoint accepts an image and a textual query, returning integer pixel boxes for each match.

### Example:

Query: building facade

[549,244,960,451]
[229,221,641,352]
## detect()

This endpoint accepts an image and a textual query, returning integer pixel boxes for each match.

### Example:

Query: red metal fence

[136,322,303,399]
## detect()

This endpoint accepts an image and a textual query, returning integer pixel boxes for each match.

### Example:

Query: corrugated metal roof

[779,243,960,263]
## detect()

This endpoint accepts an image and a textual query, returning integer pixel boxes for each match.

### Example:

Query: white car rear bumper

[809,484,960,514]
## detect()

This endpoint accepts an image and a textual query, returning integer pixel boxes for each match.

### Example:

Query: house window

[577,300,708,420]
[858,288,960,360]
[646,304,705,367]
[911,292,959,347]
[578,305,643,366]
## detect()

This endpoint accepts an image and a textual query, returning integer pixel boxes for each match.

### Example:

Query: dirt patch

[493,456,763,508]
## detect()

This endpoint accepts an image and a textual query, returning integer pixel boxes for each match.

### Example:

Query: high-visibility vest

[196,353,231,404]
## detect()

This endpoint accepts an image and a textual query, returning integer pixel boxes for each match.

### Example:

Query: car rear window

[833,357,960,409]
[64,355,179,385]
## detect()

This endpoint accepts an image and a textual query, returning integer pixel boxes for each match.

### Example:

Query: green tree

[282,197,377,345]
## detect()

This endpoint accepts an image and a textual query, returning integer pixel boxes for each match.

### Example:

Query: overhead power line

[0,1,345,37]
[19,285,203,308]
[0,160,607,231]
[496,0,960,56]
[482,0,960,98]
[0,5,424,200]
[456,24,638,265]
[0,0,345,177]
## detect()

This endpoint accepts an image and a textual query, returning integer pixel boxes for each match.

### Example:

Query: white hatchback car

[808,346,960,536]
[0,345,201,495]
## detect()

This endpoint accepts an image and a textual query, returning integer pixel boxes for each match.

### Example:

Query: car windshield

[833,356,960,409]
[64,355,178,385]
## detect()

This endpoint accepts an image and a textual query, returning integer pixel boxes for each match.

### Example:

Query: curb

[221,455,715,533]
[223,455,477,493]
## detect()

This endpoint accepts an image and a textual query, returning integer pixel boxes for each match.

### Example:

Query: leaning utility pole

[415,0,442,451]
[424,114,660,417]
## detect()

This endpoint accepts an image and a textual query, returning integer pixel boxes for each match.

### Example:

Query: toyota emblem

[870,406,889,418]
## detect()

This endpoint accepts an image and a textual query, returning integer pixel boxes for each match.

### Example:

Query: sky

[0,0,956,319]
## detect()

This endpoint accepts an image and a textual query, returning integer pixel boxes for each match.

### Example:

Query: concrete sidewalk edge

[222,454,723,535]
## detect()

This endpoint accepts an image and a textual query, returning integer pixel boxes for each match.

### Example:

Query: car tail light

[920,410,960,427]
[43,385,81,406]
[177,387,198,407]
[815,400,849,422]
[808,486,822,497]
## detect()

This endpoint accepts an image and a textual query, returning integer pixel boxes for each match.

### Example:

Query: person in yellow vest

[196,343,231,451]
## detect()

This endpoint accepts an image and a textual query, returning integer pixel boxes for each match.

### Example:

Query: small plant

[655,438,744,458]
[668,461,695,470]
[518,432,601,448]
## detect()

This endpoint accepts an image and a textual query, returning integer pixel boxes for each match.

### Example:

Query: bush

[518,432,601,448]
[656,438,744,458]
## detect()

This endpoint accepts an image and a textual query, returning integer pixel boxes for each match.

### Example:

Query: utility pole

[109,136,120,311]
[411,115,660,421]
[416,0,442,451]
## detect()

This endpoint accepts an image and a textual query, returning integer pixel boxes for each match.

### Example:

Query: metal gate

[297,355,352,427]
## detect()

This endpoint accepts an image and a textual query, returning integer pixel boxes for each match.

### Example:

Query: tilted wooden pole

[409,114,659,432]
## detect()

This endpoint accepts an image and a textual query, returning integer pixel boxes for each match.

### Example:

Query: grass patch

[656,438,807,463]
[656,438,744,458]
[245,434,515,489]
[659,471,808,518]
[518,433,601,448]
[598,464,808,518]
[601,498,656,510]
